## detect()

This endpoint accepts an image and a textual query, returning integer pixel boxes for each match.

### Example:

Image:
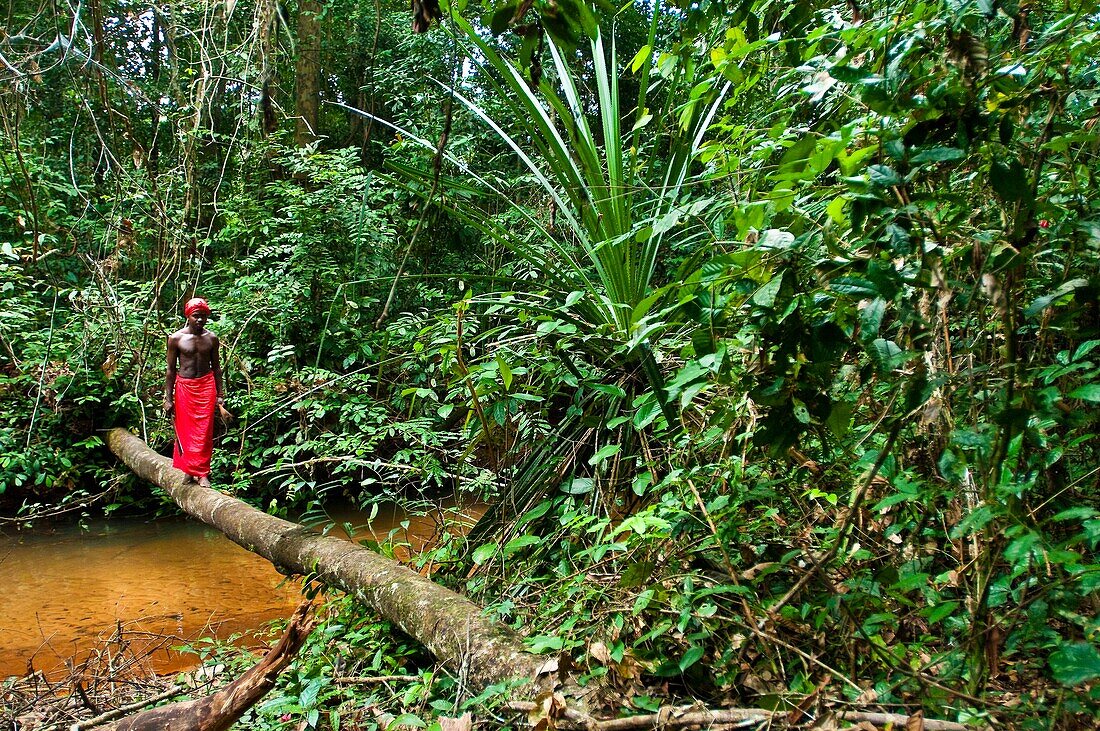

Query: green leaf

[826,195,848,224]
[563,477,595,495]
[868,165,901,186]
[496,355,513,390]
[828,65,874,83]
[868,338,904,374]
[472,543,497,564]
[1067,384,1100,402]
[826,402,853,438]
[832,276,879,297]
[910,146,965,164]
[860,298,886,339]
[1049,642,1100,686]
[388,714,427,729]
[503,535,540,556]
[1052,507,1099,522]
[527,634,565,652]
[758,229,795,249]
[517,500,553,528]
[891,571,930,593]
[590,383,628,399]
[589,444,621,465]
[630,44,652,73]
[620,560,656,588]
[632,589,655,614]
[751,274,784,308]
[487,6,514,35]
[633,397,662,429]
[951,505,996,538]
[1025,278,1088,318]
[924,600,960,624]
[1073,340,1100,361]
[652,209,680,235]
[679,645,705,671]
[990,159,1029,202]
[299,677,323,708]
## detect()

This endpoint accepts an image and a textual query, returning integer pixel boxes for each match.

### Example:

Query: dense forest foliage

[2,0,1099,727]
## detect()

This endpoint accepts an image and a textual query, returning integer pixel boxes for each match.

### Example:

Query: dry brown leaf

[589,642,611,664]
[527,690,568,730]
[739,562,778,581]
[741,673,773,695]
[906,709,925,731]
[854,686,878,705]
[786,690,819,725]
[535,657,560,677]
[439,712,473,731]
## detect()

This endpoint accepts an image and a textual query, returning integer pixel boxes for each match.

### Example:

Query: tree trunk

[89,601,316,731]
[104,428,545,692]
[255,0,279,135]
[294,0,322,146]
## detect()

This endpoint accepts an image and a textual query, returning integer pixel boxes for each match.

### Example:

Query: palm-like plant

[472,18,725,330]
[347,15,728,532]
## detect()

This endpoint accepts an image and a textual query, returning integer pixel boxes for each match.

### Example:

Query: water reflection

[0,500,483,678]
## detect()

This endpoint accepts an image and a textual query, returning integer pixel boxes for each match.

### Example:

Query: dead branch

[89,600,315,731]
[332,674,421,685]
[68,686,182,730]
[506,702,971,731]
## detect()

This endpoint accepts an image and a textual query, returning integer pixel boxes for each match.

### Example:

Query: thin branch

[66,686,182,731]
[331,674,420,685]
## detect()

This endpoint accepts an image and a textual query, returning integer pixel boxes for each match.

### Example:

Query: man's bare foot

[198,476,212,488]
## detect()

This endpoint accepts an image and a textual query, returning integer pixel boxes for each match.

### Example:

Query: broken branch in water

[92,600,316,731]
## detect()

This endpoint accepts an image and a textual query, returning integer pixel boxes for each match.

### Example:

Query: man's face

[187,309,210,330]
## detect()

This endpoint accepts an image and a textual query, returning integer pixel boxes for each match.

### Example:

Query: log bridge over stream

[103,427,968,731]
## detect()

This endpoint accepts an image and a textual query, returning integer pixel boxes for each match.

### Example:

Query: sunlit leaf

[1050,642,1100,686]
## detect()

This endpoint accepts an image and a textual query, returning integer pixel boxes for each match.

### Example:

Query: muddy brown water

[0,501,484,678]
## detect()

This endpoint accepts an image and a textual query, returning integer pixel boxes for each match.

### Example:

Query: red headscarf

[185,297,211,317]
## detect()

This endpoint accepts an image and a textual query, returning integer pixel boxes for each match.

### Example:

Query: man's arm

[165,334,179,414]
[210,334,233,420]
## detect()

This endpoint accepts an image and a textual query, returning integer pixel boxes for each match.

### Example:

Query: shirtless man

[164,297,231,488]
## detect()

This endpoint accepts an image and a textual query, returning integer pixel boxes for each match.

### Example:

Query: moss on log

[105,427,544,693]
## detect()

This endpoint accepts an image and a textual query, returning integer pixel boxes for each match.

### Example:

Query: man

[164,297,232,488]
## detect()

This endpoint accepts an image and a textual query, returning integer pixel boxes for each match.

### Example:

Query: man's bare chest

[178,334,214,357]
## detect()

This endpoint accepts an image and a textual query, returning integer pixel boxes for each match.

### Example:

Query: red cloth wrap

[183,296,209,316]
[173,371,216,478]
[185,298,210,318]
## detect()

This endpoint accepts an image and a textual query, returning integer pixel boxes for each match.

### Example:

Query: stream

[0,501,483,678]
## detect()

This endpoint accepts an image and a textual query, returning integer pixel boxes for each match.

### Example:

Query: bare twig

[505,701,969,731]
[66,686,182,731]
[332,674,420,685]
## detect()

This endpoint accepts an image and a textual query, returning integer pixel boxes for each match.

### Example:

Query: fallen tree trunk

[106,428,973,731]
[105,428,544,693]
[82,601,315,731]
